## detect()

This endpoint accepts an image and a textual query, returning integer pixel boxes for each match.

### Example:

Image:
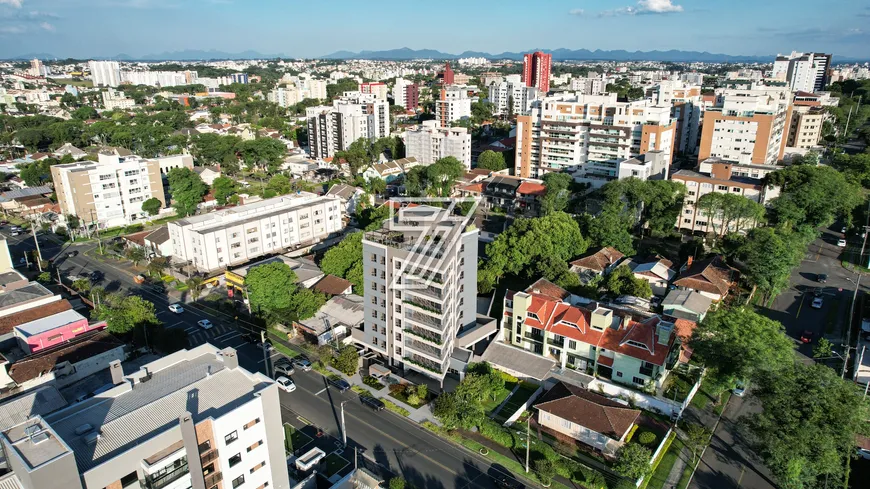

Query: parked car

[275,376,296,393]
[274,360,295,377]
[197,319,214,330]
[89,270,103,281]
[800,330,814,344]
[811,297,823,309]
[67,250,79,258]
[168,303,184,314]
[360,396,385,411]
[837,238,847,247]
[817,273,828,283]
[733,379,748,397]
[328,377,350,392]
[10,230,19,236]
[292,357,312,372]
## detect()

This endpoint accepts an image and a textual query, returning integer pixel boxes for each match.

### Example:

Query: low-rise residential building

[326,183,371,216]
[51,152,167,228]
[535,380,640,456]
[360,157,420,183]
[313,274,354,297]
[101,88,135,110]
[456,175,547,215]
[627,257,677,297]
[193,165,221,185]
[662,289,713,322]
[13,309,105,354]
[0,343,289,489]
[403,120,472,169]
[295,294,365,345]
[502,279,682,391]
[357,205,478,385]
[672,160,779,235]
[569,247,625,279]
[673,255,736,302]
[168,193,343,272]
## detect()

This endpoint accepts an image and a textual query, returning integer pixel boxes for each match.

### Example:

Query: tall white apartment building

[773,51,832,93]
[101,88,136,110]
[570,76,606,95]
[488,75,540,116]
[436,85,472,128]
[306,92,390,159]
[515,93,676,183]
[403,120,472,168]
[359,205,478,385]
[359,82,389,101]
[267,86,300,108]
[168,193,343,272]
[651,81,708,156]
[88,60,121,87]
[121,71,190,87]
[698,87,791,165]
[297,77,327,100]
[51,153,167,228]
[392,78,419,109]
[29,59,49,77]
[0,344,290,489]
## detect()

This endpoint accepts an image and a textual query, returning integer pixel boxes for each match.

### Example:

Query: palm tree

[126,247,146,266]
[186,276,204,300]
[147,257,169,278]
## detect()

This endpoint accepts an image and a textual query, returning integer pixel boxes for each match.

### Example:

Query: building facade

[392,78,419,109]
[168,193,342,272]
[514,93,676,180]
[435,86,472,128]
[403,120,472,168]
[51,153,166,228]
[488,74,540,117]
[358,205,478,384]
[697,87,791,165]
[88,60,121,87]
[786,105,825,149]
[0,344,290,489]
[306,92,390,159]
[522,52,552,93]
[773,51,832,93]
[359,82,389,101]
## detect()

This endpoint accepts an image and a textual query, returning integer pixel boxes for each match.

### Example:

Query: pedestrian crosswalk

[186,322,239,347]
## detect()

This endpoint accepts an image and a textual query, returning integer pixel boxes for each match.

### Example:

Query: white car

[10,231,19,236]
[276,376,296,393]
[837,238,847,247]
[733,380,748,397]
[168,304,184,314]
[197,319,214,330]
[811,297,824,309]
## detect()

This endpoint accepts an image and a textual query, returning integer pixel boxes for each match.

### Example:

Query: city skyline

[0,0,868,60]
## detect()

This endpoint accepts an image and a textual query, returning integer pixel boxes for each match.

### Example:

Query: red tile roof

[570,247,625,273]
[313,275,353,296]
[8,330,122,384]
[0,300,72,335]
[674,256,735,297]
[535,381,640,439]
[673,318,697,363]
[459,183,485,193]
[517,182,546,196]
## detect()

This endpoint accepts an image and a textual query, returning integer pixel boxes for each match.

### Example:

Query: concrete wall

[55,344,127,388]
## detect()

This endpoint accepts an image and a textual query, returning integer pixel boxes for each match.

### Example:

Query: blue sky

[0,0,868,59]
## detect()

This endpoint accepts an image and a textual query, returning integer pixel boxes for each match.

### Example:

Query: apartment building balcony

[403,297,444,316]
[403,354,446,375]
[404,325,444,345]
[405,310,447,331]
[405,284,445,302]
[143,463,189,489]
[203,471,222,489]
[405,338,447,361]
[524,330,545,343]
[200,447,218,465]
[549,337,565,348]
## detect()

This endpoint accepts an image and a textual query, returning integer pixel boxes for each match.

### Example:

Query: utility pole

[30,221,42,272]
[844,106,855,139]
[341,400,349,447]
[261,330,270,378]
[525,415,531,473]
[844,229,868,379]
[243,286,252,315]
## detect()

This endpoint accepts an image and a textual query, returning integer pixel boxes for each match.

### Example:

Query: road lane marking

[314,388,327,396]
[795,292,806,318]
[229,342,248,350]
[736,465,746,487]
[184,327,198,334]
[168,321,186,329]
[216,332,242,342]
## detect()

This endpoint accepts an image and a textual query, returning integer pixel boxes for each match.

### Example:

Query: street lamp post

[341,400,349,447]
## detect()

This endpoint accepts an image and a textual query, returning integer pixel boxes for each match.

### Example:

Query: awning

[597,356,614,367]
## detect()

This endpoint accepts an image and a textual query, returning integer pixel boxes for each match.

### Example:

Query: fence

[502,384,544,427]
[587,379,683,417]
[636,428,675,487]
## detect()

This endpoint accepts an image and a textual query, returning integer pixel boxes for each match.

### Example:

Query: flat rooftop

[43,345,271,472]
[2,419,69,470]
[174,193,336,234]
[0,271,25,288]
[14,309,86,337]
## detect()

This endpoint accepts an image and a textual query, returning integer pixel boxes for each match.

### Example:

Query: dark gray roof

[663,290,713,314]
[481,341,555,380]
[0,386,68,431]
[144,226,170,245]
[0,283,53,311]
[0,186,51,203]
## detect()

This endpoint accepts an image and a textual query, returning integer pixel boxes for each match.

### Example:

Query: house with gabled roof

[570,247,625,278]
[673,255,736,301]
[628,256,676,296]
[501,279,682,391]
[534,380,640,455]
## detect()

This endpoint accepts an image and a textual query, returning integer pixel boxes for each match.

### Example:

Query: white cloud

[0,24,24,33]
[601,0,684,16]
[0,0,23,8]
[569,9,585,16]
[39,21,53,31]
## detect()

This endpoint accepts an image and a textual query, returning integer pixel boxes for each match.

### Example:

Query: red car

[800,330,814,344]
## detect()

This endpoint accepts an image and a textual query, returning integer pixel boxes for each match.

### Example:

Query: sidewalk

[326,364,439,424]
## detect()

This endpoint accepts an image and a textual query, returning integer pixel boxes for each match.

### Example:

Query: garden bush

[388,477,406,489]
[389,383,406,395]
[478,419,516,448]
[638,431,656,445]
[534,459,556,485]
[363,376,385,389]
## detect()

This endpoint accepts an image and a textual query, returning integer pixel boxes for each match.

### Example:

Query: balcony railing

[200,448,218,465]
[404,326,443,345]
[405,338,445,360]
[550,338,565,348]
[403,298,443,316]
[204,471,222,488]
[523,331,544,342]
[143,463,189,489]
[404,355,444,374]
[406,285,444,301]
[405,310,443,330]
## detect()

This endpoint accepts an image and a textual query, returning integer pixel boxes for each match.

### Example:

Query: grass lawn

[272,342,299,360]
[482,379,517,413]
[690,374,727,412]
[382,399,410,417]
[492,382,538,422]
[283,424,312,454]
[323,452,349,478]
[645,435,684,489]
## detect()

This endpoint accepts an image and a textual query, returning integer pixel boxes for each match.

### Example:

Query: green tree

[426,156,465,197]
[540,172,573,215]
[141,197,162,216]
[246,262,299,313]
[388,478,406,489]
[743,362,869,489]
[368,177,386,196]
[479,212,588,292]
[336,138,372,176]
[688,307,795,382]
[603,265,653,298]
[290,287,327,321]
[332,344,359,376]
[71,106,98,121]
[72,278,92,294]
[533,459,556,485]
[695,192,765,238]
[37,271,51,283]
[683,423,712,464]
[476,150,506,171]
[126,247,146,266]
[812,337,835,359]
[96,294,159,334]
[211,176,238,205]
[185,276,205,300]
[581,203,636,255]
[615,443,652,480]
[266,174,292,195]
[735,227,811,295]
[238,137,287,173]
[167,167,208,217]
[320,232,364,292]
[147,257,170,278]
[767,165,862,229]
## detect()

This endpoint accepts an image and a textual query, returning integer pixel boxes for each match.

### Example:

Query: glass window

[225,431,238,445]
[229,453,241,467]
[232,475,245,488]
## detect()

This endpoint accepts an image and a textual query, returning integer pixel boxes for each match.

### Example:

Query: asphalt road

[279,368,534,489]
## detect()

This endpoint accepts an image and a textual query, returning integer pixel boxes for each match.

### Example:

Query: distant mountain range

[5,47,866,63]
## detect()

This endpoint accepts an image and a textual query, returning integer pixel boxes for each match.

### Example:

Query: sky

[0,0,868,60]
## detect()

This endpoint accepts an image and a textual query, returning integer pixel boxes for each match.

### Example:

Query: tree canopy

[603,265,653,299]
[211,176,238,205]
[695,192,765,237]
[476,150,506,171]
[540,172,573,215]
[320,231,364,293]
[96,294,159,334]
[167,167,208,217]
[141,197,162,216]
[245,262,327,324]
[766,165,862,229]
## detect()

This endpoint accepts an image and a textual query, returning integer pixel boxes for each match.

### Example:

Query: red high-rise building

[442,62,455,85]
[522,51,552,93]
